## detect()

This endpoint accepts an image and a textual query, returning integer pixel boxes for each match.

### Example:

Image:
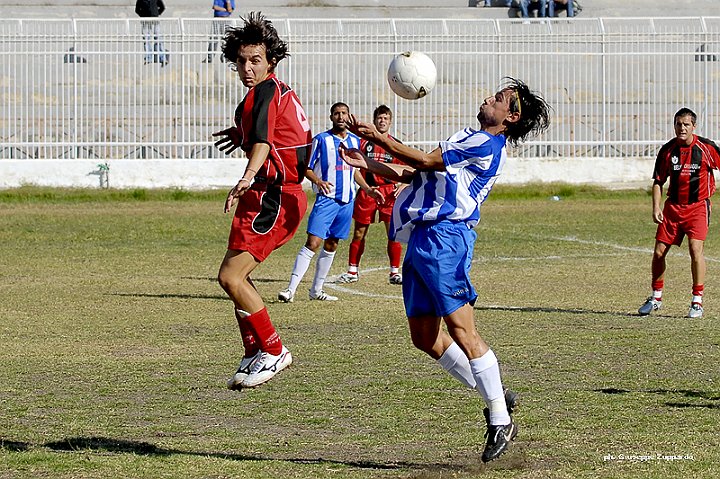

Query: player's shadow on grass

[181,275,286,285]
[38,436,468,473]
[475,305,637,317]
[113,292,227,301]
[0,439,30,451]
[594,387,720,409]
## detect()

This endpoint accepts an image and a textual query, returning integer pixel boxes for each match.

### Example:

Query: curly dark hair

[502,77,551,147]
[222,11,290,67]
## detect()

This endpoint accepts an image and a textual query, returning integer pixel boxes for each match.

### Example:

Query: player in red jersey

[638,107,720,319]
[212,12,312,389]
[337,105,406,285]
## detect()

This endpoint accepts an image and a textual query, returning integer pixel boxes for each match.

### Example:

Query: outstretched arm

[346,114,445,171]
[340,144,415,184]
[353,169,385,204]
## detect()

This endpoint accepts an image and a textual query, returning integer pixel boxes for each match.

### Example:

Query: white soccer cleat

[337,272,359,284]
[687,302,704,318]
[240,346,293,388]
[638,296,662,316]
[277,288,294,303]
[226,351,261,390]
[309,290,338,301]
[389,272,403,285]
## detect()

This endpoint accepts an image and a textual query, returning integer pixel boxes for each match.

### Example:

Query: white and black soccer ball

[387,51,437,100]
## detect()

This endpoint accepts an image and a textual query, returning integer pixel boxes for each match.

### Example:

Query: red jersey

[653,135,720,205]
[359,135,404,187]
[234,73,312,186]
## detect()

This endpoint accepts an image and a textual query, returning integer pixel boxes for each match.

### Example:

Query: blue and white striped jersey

[308,130,361,204]
[390,128,507,243]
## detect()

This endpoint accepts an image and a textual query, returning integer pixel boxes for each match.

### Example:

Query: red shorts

[228,183,307,262]
[353,184,396,225]
[656,199,711,246]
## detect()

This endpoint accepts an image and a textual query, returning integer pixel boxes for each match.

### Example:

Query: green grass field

[1,186,719,479]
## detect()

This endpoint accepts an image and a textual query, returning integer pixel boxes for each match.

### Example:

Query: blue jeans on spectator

[519,0,530,17]
[541,0,574,17]
[485,0,513,6]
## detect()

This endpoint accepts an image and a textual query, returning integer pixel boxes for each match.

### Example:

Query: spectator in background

[480,0,512,7]
[206,0,235,63]
[518,0,532,19]
[136,0,169,66]
[541,0,575,18]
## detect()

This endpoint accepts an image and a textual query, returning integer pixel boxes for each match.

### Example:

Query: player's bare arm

[651,181,664,224]
[346,114,444,171]
[305,169,333,195]
[353,169,385,205]
[224,142,270,213]
[340,145,415,184]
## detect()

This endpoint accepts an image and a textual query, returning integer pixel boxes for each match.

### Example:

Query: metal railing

[1,17,719,161]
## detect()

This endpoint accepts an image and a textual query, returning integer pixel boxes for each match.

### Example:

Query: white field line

[324,235,720,300]
[549,235,720,263]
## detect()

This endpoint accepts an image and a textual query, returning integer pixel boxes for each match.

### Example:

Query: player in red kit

[638,107,720,318]
[213,12,312,389]
[337,105,406,285]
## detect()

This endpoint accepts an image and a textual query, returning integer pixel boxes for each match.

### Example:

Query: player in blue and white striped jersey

[390,126,507,243]
[340,78,550,463]
[280,102,380,303]
[308,124,361,204]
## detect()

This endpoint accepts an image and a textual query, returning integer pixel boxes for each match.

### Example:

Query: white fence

[1,17,720,186]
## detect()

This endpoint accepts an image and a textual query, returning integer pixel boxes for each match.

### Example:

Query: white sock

[470,350,510,425]
[437,342,476,389]
[653,290,663,300]
[348,265,358,274]
[287,246,315,294]
[390,267,400,274]
[310,249,335,296]
[692,295,703,304]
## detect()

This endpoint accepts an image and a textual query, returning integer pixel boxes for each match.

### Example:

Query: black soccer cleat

[481,418,518,463]
[481,388,519,463]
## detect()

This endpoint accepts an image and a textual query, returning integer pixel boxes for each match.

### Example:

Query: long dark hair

[503,77,551,147]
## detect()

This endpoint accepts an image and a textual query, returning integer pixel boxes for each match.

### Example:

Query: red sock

[387,240,402,269]
[348,239,365,269]
[692,284,704,298]
[651,280,664,299]
[235,310,260,358]
[245,308,283,355]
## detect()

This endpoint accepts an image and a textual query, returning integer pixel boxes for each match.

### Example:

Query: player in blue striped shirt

[279,102,381,303]
[340,78,550,463]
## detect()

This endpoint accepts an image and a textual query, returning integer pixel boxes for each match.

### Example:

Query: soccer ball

[387,51,437,100]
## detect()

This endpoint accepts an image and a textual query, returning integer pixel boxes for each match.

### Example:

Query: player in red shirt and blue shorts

[638,108,720,318]
[338,105,406,285]
[213,12,312,390]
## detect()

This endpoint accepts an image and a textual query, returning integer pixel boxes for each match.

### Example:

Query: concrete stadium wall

[0,157,654,190]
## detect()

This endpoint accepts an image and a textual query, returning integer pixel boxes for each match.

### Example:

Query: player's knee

[217,268,246,294]
[217,270,234,293]
[410,332,435,355]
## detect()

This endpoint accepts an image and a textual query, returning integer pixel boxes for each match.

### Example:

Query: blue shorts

[307,194,354,240]
[402,221,477,318]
